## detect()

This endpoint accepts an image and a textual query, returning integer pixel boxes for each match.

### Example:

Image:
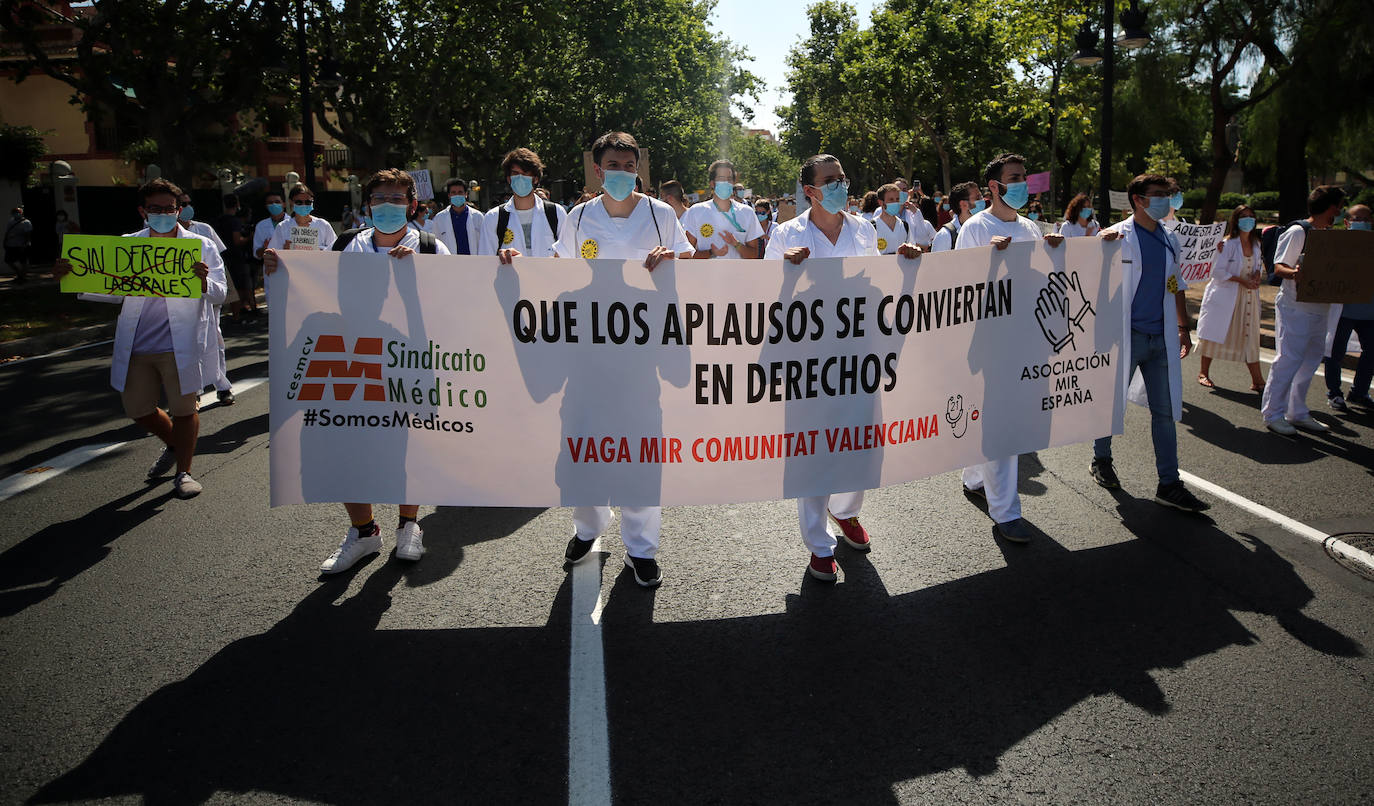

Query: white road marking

[0,377,268,503]
[1257,350,1355,384]
[568,539,612,806]
[1179,470,1374,573]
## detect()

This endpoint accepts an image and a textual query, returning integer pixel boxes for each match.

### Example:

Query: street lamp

[1075,0,1151,219]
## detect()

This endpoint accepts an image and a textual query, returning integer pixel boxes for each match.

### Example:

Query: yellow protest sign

[58,234,203,298]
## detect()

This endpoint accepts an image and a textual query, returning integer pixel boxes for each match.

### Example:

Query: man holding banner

[765,154,922,582]
[53,178,225,499]
[1090,174,1209,513]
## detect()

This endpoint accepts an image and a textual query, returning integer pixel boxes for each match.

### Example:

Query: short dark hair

[800,154,841,186]
[287,182,314,202]
[754,198,772,212]
[861,190,880,213]
[363,168,416,203]
[445,177,467,194]
[592,131,639,165]
[265,190,283,202]
[1126,173,1169,207]
[951,181,980,210]
[875,183,900,204]
[1308,185,1346,216]
[659,180,687,203]
[501,147,545,181]
[982,153,1025,185]
[708,159,736,182]
[139,178,183,204]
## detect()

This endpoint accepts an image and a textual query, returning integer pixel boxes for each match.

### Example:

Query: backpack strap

[942,220,960,249]
[497,207,511,249]
[331,228,361,252]
[417,230,437,254]
[542,200,559,238]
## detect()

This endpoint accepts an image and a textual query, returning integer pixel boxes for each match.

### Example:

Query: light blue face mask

[510,175,534,198]
[1350,220,1372,231]
[449,194,466,208]
[370,202,408,234]
[1332,210,1345,226]
[1145,196,1172,221]
[1238,217,1256,232]
[999,181,1029,209]
[1028,212,1040,221]
[147,213,179,234]
[1080,207,1093,219]
[713,181,733,200]
[884,202,901,217]
[899,191,910,203]
[735,189,747,200]
[813,180,850,215]
[1171,192,1184,210]
[970,199,987,214]
[361,208,373,228]
[266,202,284,216]
[178,205,195,222]
[601,170,636,201]
[293,203,314,217]
[756,212,768,222]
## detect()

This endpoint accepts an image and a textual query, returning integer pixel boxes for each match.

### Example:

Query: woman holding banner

[1196,205,1265,391]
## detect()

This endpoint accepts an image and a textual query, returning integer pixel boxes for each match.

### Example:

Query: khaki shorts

[122,352,199,418]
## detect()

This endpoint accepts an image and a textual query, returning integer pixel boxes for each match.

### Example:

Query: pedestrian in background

[1196,205,1266,392]
[1325,203,1374,411]
[1060,193,1099,237]
[4,207,33,283]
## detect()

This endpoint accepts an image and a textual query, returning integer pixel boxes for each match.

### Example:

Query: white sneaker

[320,526,382,574]
[1289,416,1329,434]
[395,521,425,561]
[172,471,202,498]
[1265,419,1297,436]
[148,447,176,478]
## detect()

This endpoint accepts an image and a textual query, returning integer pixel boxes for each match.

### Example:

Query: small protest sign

[1174,221,1228,284]
[58,234,202,298]
[408,169,434,202]
[1026,172,1051,194]
[776,201,797,223]
[290,225,320,250]
[1108,190,1130,211]
[1297,229,1374,304]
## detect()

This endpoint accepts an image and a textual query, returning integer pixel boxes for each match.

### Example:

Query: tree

[722,128,795,198]
[1145,140,1191,181]
[0,124,48,187]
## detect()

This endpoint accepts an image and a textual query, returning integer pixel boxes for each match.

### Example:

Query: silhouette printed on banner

[495,258,688,507]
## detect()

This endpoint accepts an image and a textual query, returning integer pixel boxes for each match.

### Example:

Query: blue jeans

[1324,317,1374,400]
[1094,329,1178,485]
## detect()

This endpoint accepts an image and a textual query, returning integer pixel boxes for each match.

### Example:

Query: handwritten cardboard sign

[1174,221,1228,284]
[58,234,202,298]
[290,225,320,249]
[1297,229,1374,304]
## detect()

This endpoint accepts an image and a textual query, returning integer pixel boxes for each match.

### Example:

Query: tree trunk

[1201,104,1232,224]
[1274,106,1310,223]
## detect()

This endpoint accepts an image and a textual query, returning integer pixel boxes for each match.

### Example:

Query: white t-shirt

[680,198,765,259]
[254,216,286,257]
[931,217,964,253]
[480,199,569,257]
[553,196,692,260]
[871,213,909,255]
[901,209,936,248]
[268,215,337,251]
[340,227,452,255]
[1059,220,1099,237]
[1274,223,1328,314]
[763,209,879,259]
[955,209,1044,249]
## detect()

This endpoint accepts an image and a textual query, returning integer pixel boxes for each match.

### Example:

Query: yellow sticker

[1166,274,1179,294]
[502,229,514,245]
[877,238,888,252]
[700,223,714,237]
[580,239,598,258]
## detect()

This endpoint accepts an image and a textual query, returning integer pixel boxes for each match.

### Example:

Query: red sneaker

[808,553,838,581]
[829,512,871,550]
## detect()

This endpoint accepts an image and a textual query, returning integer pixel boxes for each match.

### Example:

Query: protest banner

[289,225,319,250]
[58,234,202,298]
[1026,172,1051,194]
[1108,190,1130,211]
[268,240,1124,507]
[776,201,797,223]
[1297,229,1374,304]
[408,169,434,202]
[1174,221,1228,284]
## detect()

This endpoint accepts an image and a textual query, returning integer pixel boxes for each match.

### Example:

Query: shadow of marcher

[1181,401,1374,472]
[0,485,173,617]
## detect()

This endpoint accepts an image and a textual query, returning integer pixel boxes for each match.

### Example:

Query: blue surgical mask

[1350,220,1372,231]
[361,208,374,228]
[941,202,950,210]
[1145,196,1172,221]
[756,212,768,222]
[147,213,178,234]
[1028,212,1040,221]
[1170,192,1184,210]
[601,170,636,201]
[999,181,1029,209]
[814,180,850,215]
[370,202,408,234]
[1333,210,1345,226]
[510,175,534,198]
[884,202,901,217]
[970,199,987,214]
[900,191,910,203]
[713,181,733,200]
[1080,207,1093,219]
[932,195,941,204]
[293,203,314,217]
[178,205,194,222]
[266,202,284,216]
[449,194,466,208]
[1238,217,1256,232]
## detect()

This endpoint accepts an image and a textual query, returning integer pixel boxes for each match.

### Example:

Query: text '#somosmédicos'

[512,280,1011,404]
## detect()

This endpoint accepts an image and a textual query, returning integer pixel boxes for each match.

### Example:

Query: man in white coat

[1089,173,1210,512]
[682,159,764,259]
[176,190,236,406]
[765,154,922,582]
[481,148,568,258]
[430,177,483,255]
[955,153,1067,543]
[54,178,225,498]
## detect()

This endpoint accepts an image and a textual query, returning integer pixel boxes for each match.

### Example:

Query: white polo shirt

[553,196,692,260]
[763,208,879,259]
[681,198,764,259]
[955,209,1044,249]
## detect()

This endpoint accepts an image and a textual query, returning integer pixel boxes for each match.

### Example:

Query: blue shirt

[1342,293,1374,320]
[1132,224,1170,335]
[450,207,471,254]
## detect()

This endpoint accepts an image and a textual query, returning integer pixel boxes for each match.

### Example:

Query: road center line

[568,539,612,806]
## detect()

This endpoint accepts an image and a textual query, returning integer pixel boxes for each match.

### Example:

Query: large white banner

[268,241,1125,507]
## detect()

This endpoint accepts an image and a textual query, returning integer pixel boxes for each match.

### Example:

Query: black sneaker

[564,534,595,564]
[994,518,1033,544]
[1347,394,1374,409]
[624,555,662,588]
[1154,481,1210,513]
[1328,395,1349,413]
[217,389,235,405]
[1090,458,1120,489]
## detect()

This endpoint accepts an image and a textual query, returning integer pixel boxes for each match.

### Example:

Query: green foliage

[1247,190,1279,210]
[119,137,159,168]
[0,124,49,185]
[1183,188,1207,208]
[1219,192,1247,210]
[1145,141,1191,183]
[722,129,795,198]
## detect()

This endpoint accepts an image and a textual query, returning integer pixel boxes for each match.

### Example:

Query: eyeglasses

[143,205,180,215]
[368,193,408,205]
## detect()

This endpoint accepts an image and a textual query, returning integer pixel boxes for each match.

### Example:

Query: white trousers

[961,456,1020,524]
[1261,304,1327,423]
[797,491,864,557]
[573,505,660,559]
[211,305,231,392]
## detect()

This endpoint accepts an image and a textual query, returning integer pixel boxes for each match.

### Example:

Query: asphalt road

[1,323,1371,805]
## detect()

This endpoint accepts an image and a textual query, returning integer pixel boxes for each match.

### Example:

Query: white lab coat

[1104,216,1188,421]
[80,227,227,396]
[1196,237,1259,344]
[430,204,484,255]
[480,198,568,257]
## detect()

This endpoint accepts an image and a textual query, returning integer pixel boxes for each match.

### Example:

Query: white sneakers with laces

[320,526,383,574]
[395,522,425,561]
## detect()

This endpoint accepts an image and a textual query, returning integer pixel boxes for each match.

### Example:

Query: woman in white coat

[1196,205,1265,391]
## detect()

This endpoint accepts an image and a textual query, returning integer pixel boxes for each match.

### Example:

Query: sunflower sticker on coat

[580,239,598,259]
[1166,275,1179,294]
[502,229,515,245]
[877,238,888,252]
[700,223,714,238]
